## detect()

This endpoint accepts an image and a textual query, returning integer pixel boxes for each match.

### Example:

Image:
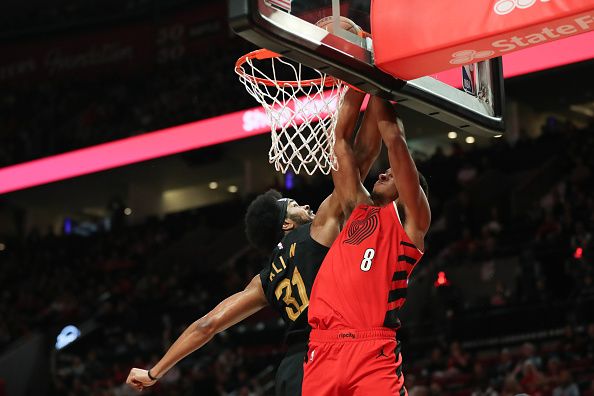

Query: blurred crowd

[420,118,594,306]
[0,0,194,36]
[0,40,254,167]
[407,330,594,396]
[1,118,593,395]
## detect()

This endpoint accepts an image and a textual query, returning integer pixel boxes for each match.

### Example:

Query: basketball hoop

[235,49,347,175]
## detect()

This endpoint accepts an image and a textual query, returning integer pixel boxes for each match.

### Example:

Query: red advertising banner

[0,3,227,84]
[372,0,594,80]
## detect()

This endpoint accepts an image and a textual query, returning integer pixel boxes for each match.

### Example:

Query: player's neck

[369,192,391,207]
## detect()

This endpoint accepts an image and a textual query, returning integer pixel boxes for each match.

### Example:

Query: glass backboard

[229,0,505,136]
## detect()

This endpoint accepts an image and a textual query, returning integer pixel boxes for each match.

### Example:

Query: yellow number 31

[274,267,309,321]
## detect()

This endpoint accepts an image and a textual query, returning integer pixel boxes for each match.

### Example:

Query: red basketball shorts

[302,328,406,396]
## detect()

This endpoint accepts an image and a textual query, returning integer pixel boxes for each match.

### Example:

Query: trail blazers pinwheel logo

[344,207,380,245]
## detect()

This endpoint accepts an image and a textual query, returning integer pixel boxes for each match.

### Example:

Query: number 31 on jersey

[274,267,309,321]
[360,248,375,272]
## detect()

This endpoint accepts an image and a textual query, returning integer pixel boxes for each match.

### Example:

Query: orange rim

[235,49,340,88]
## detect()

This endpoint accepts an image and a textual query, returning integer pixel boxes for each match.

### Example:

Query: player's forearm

[334,89,365,143]
[331,141,360,216]
[354,133,380,166]
[150,277,267,379]
[381,130,408,161]
[378,108,431,234]
[377,105,409,174]
[353,124,381,180]
[371,95,405,143]
[150,316,216,378]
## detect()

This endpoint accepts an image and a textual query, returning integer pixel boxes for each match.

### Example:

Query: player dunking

[125,97,382,395]
[302,92,431,395]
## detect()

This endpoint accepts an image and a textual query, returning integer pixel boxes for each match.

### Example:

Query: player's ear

[282,218,296,232]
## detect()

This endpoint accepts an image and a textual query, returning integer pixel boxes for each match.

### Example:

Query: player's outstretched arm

[353,97,382,182]
[331,89,374,217]
[125,275,267,392]
[372,97,430,248]
[311,90,382,245]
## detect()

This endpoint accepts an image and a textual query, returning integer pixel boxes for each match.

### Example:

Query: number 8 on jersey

[360,248,375,272]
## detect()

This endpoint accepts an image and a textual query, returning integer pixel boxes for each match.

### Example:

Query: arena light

[570,104,594,117]
[64,218,73,234]
[55,325,81,350]
[465,136,476,144]
[447,131,458,139]
[434,271,451,287]
[208,181,219,190]
[285,171,295,190]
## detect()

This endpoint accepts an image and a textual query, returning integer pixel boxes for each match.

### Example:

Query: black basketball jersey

[259,223,329,343]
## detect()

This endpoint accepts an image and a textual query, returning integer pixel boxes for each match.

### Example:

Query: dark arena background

[1,1,594,395]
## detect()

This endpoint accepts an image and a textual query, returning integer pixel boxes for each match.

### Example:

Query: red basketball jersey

[308,202,423,330]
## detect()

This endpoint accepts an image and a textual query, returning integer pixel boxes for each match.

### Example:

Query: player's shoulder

[295,222,331,250]
[286,222,312,243]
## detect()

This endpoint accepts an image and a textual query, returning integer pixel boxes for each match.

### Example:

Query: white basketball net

[236,51,347,175]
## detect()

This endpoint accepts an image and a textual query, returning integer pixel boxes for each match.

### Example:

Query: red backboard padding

[372,0,594,80]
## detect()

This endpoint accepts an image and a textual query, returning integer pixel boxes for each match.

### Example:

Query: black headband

[276,198,290,240]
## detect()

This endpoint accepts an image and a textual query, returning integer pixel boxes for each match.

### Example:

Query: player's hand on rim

[126,368,157,392]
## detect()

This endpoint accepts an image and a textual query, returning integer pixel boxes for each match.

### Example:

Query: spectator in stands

[408,384,429,396]
[586,323,594,359]
[482,206,503,236]
[535,212,562,243]
[552,369,580,396]
[570,156,591,187]
[457,162,478,186]
[471,361,497,396]
[490,281,510,306]
[559,325,582,361]
[426,347,447,378]
[495,348,515,382]
[429,381,444,396]
[544,356,562,391]
[577,274,594,300]
[585,380,594,396]
[404,374,422,396]
[446,341,472,374]
[518,342,543,369]
[501,375,522,396]
[448,227,478,260]
[518,360,545,395]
